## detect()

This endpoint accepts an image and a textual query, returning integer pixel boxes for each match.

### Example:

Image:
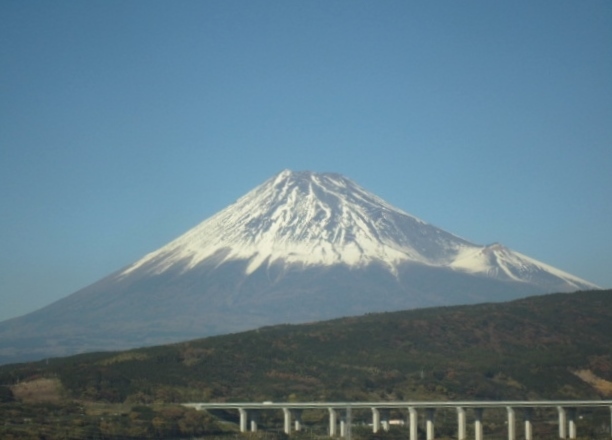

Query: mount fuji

[0,170,599,364]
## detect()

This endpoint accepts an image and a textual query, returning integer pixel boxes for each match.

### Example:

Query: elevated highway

[184,400,612,440]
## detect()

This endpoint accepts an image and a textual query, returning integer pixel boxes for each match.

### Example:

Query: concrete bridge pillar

[524,408,533,440]
[329,408,338,437]
[371,407,380,433]
[381,409,390,431]
[474,408,484,440]
[426,408,435,440]
[408,407,418,440]
[293,409,303,432]
[250,411,259,432]
[345,406,352,439]
[340,412,348,438]
[238,408,247,433]
[558,406,567,439]
[457,407,466,440]
[568,408,577,439]
[506,407,515,440]
[283,408,292,435]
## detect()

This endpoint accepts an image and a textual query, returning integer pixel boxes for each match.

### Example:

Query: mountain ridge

[2,289,611,401]
[2,289,611,439]
[0,169,599,364]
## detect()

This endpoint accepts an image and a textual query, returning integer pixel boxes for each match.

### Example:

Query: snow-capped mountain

[0,170,599,364]
[119,169,594,290]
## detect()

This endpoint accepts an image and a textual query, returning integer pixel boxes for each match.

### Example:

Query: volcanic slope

[0,170,599,364]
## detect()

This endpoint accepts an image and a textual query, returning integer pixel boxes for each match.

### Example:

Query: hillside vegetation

[1,289,611,439]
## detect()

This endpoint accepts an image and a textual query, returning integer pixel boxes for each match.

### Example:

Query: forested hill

[1,289,611,404]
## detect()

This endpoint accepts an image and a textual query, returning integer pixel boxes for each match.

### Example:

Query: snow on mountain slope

[450,243,597,290]
[0,169,600,364]
[120,170,466,277]
[120,169,598,291]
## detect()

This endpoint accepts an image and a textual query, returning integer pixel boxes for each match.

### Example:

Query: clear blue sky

[1,1,611,321]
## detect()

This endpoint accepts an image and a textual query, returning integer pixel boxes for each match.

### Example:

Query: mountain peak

[120,170,470,277]
[0,170,600,364]
[275,168,344,180]
[118,170,597,292]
